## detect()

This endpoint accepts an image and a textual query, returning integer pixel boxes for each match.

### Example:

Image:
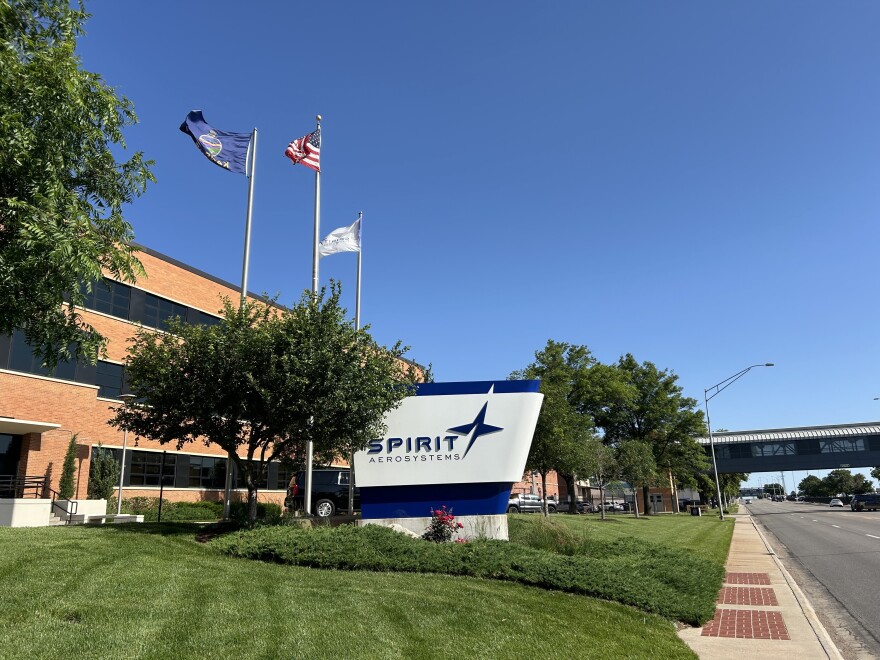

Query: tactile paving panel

[701,609,789,639]
[725,572,771,585]
[717,586,779,606]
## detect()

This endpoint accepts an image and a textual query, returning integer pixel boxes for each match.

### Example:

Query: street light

[705,363,774,521]
[116,393,136,515]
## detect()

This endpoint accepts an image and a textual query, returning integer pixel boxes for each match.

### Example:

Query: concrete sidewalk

[678,514,844,659]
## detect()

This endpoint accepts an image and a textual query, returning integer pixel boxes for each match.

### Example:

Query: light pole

[116,394,136,515]
[705,363,774,520]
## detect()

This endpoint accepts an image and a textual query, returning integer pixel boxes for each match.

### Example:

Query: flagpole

[305,115,321,518]
[223,126,257,520]
[348,211,363,515]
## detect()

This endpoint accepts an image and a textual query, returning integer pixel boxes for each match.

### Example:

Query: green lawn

[0,523,698,659]
[539,510,734,564]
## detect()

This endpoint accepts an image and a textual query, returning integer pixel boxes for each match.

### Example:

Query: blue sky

[77,2,880,487]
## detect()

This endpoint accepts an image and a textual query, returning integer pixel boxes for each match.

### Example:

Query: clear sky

[76,2,880,488]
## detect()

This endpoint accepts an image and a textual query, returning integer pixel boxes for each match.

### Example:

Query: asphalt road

[746,498,880,656]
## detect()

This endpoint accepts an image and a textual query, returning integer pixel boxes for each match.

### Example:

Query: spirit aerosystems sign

[354,380,543,519]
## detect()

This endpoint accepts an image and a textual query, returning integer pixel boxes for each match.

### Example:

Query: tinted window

[138,292,188,331]
[8,330,79,380]
[188,456,227,488]
[95,361,124,399]
[129,451,175,486]
[81,279,131,318]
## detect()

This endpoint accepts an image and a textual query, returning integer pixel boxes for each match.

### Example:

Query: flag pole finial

[316,114,322,123]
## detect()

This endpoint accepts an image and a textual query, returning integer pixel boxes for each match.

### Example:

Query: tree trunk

[643,483,652,515]
[541,471,549,516]
[247,484,258,526]
[669,470,679,515]
[599,482,606,521]
[563,473,577,514]
[632,485,640,518]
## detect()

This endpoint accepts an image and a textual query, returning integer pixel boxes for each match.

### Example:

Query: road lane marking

[867,534,880,539]
[831,525,841,528]
[812,520,818,522]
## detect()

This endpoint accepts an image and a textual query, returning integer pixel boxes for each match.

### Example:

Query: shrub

[58,434,79,500]
[422,506,463,542]
[229,501,283,525]
[88,445,119,501]
[507,515,587,556]
[211,523,724,625]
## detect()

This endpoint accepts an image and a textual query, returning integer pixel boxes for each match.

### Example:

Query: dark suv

[284,468,359,518]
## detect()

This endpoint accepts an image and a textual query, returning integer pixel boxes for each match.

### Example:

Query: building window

[128,451,176,487]
[752,442,796,457]
[188,456,227,489]
[4,330,88,383]
[137,292,188,331]
[81,278,132,318]
[95,361,125,399]
[276,465,295,491]
[187,308,223,328]
[820,438,866,453]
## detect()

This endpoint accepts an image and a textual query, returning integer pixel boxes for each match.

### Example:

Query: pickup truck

[850,494,880,512]
[507,493,556,514]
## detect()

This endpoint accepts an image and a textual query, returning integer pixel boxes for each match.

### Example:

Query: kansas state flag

[179,111,251,175]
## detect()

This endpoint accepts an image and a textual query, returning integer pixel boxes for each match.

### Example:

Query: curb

[748,515,845,660]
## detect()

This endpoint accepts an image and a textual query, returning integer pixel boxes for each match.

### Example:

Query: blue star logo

[447,402,504,458]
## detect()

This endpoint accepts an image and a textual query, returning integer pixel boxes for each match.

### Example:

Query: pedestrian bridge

[696,422,880,473]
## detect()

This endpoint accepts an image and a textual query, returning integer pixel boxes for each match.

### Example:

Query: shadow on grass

[92,521,227,539]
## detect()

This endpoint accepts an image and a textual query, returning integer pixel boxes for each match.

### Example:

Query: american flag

[284,127,321,172]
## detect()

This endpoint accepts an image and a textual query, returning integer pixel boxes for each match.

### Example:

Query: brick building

[0,246,297,507]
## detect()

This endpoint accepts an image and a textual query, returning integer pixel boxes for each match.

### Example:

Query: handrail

[0,476,78,524]
[0,475,45,498]
[48,486,77,524]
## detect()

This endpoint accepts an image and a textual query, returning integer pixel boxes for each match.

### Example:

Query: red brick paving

[725,572,771,585]
[702,609,790,639]
[717,586,779,606]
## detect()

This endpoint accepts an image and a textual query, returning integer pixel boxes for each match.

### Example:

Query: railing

[0,475,46,499]
[0,476,78,523]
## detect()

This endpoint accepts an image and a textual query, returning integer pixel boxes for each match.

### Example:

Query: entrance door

[0,434,21,477]
[649,493,665,513]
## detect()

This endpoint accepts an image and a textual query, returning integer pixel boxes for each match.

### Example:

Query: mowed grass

[214,518,727,625]
[537,510,734,564]
[0,523,698,660]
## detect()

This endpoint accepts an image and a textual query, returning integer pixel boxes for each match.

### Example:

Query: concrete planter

[53,499,108,520]
[0,499,52,527]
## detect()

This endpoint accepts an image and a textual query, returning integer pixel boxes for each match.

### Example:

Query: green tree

[578,355,707,514]
[616,440,655,518]
[823,469,857,497]
[57,432,78,499]
[584,438,617,521]
[87,444,119,504]
[872,467,880,483]
[510,340,596,515]
[719,472,748,504]
[112,285,422,525]
[763,482,784,499]
[0,0,153,367]
[798,475,825,497]
[850,473,874,495]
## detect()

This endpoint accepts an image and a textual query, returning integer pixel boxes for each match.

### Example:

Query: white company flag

[319,217,361,257]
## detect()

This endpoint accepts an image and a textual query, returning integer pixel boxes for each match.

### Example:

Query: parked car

[555,499,586,514]
[829,498,844,508]
[507,493,556,513]
[284,468,359,518]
